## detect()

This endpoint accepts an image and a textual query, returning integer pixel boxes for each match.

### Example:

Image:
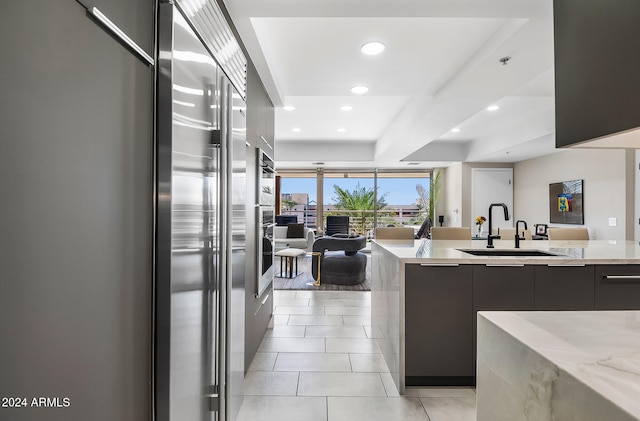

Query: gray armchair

[311,235,367,285]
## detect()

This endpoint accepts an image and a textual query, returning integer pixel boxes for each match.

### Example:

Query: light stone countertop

[372,239,640,265]
[478,311,640,420]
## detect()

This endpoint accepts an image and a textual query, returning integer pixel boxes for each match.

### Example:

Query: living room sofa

[273,225,315,251]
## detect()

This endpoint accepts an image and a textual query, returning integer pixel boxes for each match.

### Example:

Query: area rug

[273,255,371,291]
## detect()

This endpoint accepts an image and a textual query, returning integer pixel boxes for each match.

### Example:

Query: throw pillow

[286,223,305,238]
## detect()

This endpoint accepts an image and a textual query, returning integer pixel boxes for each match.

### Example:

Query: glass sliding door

[375,171,432,232]
[323,172,376,236]
[278,169,433,237]
[279,172,318,230]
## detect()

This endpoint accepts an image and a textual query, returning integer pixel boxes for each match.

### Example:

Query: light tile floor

[237,290,477,421]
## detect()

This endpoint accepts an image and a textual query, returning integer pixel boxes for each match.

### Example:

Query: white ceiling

[223,0,557,169]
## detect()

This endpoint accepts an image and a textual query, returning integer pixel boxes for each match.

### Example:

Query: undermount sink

[456,249,564,257]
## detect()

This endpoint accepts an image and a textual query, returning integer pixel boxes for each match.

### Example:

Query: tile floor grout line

[324,396,329,421]
[378,372,388,397]
[250,290,477,421]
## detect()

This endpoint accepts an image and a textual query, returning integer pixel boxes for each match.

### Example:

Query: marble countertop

[371,239,640,264]
[479,311,640,419]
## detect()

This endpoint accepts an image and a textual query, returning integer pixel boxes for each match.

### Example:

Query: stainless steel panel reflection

[158,5,224,421]
[157,5,248,421]
[227,83,246,421]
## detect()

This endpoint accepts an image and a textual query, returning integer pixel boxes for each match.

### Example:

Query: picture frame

[549,179,584,224]
[535,224,548,235]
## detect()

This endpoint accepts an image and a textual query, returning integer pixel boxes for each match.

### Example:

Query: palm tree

[415,169,442,224]
[428,169,442,223]
[331,183,388,234]
[281,198,298,211]
[332,183,387,210]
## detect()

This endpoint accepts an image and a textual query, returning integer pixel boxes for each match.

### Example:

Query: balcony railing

[280,208,423,237]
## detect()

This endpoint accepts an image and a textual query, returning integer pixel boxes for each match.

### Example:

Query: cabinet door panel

[472,265,534,368]
[473,266,535,312]
[405,265,473,379]
[534,266,594,310]
[86,0,154,54]
[595,265,640,310]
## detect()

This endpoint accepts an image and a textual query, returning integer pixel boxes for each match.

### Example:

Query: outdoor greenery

[415,169,441,224]
[415,184,429,215]
[281,198,298,211]
[328,183,391,235]
[429,169,442,223]
[331,183,388,210]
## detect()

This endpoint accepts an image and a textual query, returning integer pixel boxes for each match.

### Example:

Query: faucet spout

[487,203,510,248]
[515,220,528,249]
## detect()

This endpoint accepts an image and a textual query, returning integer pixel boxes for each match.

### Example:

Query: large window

[376,172,431,228]
[279,169,432,236]
[278,172,318,229]
[323,172,376,236]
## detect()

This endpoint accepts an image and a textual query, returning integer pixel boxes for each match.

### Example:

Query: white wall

[461,162,513,228]
[443,163,463,227]
[514,148,633,240]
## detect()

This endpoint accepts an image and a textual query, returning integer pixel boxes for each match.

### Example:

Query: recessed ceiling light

[337,128,346,133]
[361,41,385,55]
[351,85,368,94]
[340,105,353,111]
[451,128,461,133]
[292,128,301,133]
[487,105,500,111]
[283,105,295,111]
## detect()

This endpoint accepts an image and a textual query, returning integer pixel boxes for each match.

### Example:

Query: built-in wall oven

[256,148,275,297]
[257,148,275,206]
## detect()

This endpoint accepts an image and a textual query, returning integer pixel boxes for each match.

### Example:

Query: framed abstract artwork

[549,179,584,224]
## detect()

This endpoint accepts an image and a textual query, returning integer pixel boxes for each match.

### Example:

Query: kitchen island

[476,311,640,421]
[371,238,640,394]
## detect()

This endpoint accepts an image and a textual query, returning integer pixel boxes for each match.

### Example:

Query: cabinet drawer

[473,265,535,312]
[534,265,594,310]
[595,265,640,310]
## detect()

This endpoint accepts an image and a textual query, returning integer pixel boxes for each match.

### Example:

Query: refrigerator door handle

[87,7,154,66]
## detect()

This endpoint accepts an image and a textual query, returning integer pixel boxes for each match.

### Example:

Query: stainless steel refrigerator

[156,3,246,420]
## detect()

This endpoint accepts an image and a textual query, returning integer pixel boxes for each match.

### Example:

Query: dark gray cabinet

[247,62,274,151]
[1,1,154,419]
[534,265,595,310]
[472,265,535,370]
[85,0,155,55]
[245,62,276,371]
[554,0,640,148]
[251,69,274,152]
[595,265,640,310]
[473,265,535,312]
[404,262,640,387]
[405,264,473,385]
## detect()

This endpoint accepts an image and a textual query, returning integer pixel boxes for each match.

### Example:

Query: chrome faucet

[514,220,528,249]
[487,203,510,248]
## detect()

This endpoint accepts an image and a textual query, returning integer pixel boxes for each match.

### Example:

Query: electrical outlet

[609,217,617,227]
